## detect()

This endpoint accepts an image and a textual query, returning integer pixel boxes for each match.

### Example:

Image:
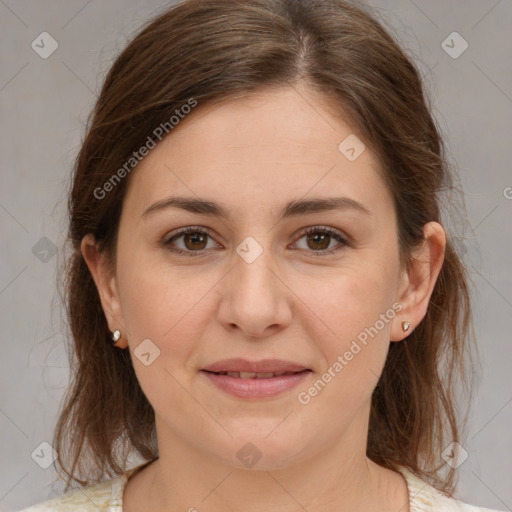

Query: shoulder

[17,472,128,512]
[399,467,506,512]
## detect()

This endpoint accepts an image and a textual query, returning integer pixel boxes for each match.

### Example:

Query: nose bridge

[233,233,279,301]
[217,232,292,337]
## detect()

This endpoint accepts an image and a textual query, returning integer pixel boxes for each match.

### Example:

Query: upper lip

[202,358,309,373]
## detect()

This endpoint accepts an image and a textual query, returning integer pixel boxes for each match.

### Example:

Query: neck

[128,412,410,512]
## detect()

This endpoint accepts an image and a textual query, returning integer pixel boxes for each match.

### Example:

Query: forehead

[123,86,390,219]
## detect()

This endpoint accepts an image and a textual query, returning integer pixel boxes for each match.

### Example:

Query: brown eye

[305,232,331,251]
[163,227,217,256]
[163,225,349,258]
[183,231,208,250]
[294,226,349,256]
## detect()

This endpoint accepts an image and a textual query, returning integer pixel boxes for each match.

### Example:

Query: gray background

[1,1,511,511]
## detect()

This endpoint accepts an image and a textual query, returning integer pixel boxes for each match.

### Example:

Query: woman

[19,0,505,510]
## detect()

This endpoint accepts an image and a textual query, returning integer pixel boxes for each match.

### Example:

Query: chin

[215,430,312,471]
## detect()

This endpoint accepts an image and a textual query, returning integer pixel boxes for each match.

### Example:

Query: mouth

[202,369,310,378]
[200,370,311,399]
[202,357,310,374]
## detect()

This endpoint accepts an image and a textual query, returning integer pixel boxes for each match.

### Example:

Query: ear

[391,221,446,342]
[81,233,129,349]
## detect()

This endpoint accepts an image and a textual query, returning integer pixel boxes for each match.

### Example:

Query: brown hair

[54,0,475,496]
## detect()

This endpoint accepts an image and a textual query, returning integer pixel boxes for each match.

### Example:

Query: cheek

[116,255,232,398]
[116,263,211,416]
[304,261,395,344]
[117,245,209,339]
[296,262,396,405]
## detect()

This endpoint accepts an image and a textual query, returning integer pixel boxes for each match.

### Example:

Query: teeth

[217,371,299,379]
[240,372,257,379]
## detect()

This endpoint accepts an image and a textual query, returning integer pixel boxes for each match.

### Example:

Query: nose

[216,239,293,339]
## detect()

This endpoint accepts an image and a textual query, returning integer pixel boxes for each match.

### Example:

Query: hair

[54,0,475,496]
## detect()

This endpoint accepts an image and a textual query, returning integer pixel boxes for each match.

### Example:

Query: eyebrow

[141,195,371,221]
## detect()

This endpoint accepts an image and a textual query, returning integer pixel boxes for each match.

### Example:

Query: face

[86,86,420,470]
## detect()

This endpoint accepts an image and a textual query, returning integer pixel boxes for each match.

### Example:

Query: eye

[162,225,350,257]
[162,226,218,256]
[292,226,349,256]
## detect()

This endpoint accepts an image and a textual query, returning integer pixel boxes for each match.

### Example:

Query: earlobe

[390,311,414,342]
[401,321,411,333]
[80,234,128,347]
[390,222,446,342]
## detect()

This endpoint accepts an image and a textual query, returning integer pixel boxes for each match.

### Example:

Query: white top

[18,463,505,511]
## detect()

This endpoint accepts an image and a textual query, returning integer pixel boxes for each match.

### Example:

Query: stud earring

[401,321,411,332]
[111,329,121,345]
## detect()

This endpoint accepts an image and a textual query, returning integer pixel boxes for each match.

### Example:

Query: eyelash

[162,225,350,257]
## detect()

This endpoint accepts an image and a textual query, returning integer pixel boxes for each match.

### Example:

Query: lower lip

[200,370,311,399]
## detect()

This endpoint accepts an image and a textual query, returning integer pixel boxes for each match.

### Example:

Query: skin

[82,85,445,512]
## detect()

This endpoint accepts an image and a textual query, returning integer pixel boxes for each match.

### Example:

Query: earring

[401,321,411,332]
[111,329,121,345]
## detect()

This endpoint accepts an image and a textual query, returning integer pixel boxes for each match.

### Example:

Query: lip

[200,358,312,399]
[201,370,311,399]
[202,358,309,373]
